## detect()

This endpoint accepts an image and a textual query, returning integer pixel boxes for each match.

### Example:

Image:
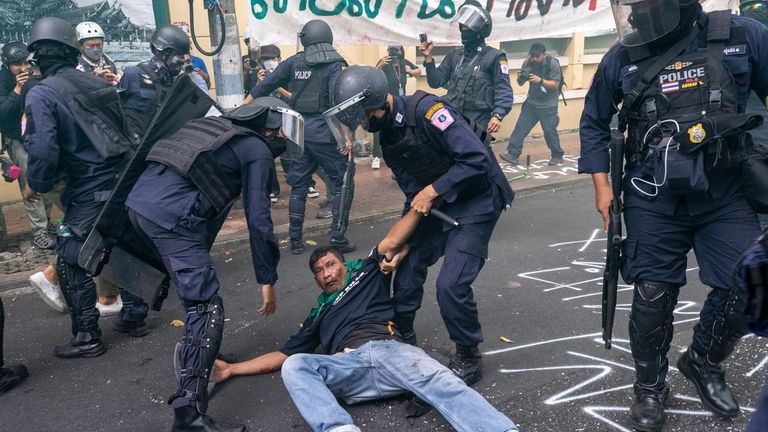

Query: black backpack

[41,71,135,159]
[546,56,567,105]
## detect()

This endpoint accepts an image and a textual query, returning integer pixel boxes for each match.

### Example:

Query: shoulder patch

[429,107,454,131]
[500,60,509,75]
[424,102,444,120]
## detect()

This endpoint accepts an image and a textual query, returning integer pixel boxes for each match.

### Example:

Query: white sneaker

[29,272,67,313]
[307,187,320,198]
[270,193,278,203]
[95,296,123,317]
[371,157,381,169]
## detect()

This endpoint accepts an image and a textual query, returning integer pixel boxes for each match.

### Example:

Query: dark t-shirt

[382,59,417,96]
[280,248,401,355]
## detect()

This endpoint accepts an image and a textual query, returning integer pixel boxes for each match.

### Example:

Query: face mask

[366,105,392,133]
[461,29,483,49]
[264,131,287,158]
[163,53,186,76]
[83,46,103,62]
[263,59,279,73]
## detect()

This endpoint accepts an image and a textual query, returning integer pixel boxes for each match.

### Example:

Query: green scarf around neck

[308,258,364,320]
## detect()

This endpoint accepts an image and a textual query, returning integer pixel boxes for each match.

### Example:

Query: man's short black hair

[529,42,546,55]
[309,246,345,272]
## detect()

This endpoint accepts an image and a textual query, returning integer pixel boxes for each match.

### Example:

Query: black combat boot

[54,331,106,359]
[395,313,417,346]
[113,319,150,337]
[0,364,29,396]
[448,344,482,386]
[629,385,669,432]
[677,347,740,418]
[330,238,357,253]
[172,406,246,432]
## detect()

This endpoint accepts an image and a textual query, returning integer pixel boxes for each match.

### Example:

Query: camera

[519,67,531,81]
[183,62,194,74]
[419,33,428,43]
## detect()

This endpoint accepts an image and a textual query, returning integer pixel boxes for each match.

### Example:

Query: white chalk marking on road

[578,229,601,252]
[484,332,603,355]
[746,353,768,377]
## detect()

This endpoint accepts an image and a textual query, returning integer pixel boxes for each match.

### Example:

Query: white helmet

[76,21,105,42]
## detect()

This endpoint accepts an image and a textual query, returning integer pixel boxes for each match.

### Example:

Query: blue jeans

[506,102,562,159]
[281,340,518,432]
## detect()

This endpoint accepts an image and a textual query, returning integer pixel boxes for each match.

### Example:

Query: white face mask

[263,59,279,73]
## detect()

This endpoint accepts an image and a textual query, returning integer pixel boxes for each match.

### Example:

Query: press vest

[145,117,255,214]
[445,47,500,112]
[289,53,338,114]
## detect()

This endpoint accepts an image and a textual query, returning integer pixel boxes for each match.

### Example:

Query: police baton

[430,209,459,226]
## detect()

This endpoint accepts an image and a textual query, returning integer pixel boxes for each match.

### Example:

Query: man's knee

[282,354,313,381]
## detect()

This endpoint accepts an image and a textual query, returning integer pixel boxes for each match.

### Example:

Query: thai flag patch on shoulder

[429,107,454,131]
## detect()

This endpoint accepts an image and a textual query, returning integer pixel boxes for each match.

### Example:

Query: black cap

[529,42,546,55]
[260,44,281,59]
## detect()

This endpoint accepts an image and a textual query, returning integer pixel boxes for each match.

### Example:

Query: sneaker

[307,187,320,198]
[291,243,305,255]
[33,233,56,250]
[269,193,278,203]
[499,154,519,166]
[548,156,564,166]
[29,272,67,313]
[46,224,58,236]
[95,296,123,317]
[371,157,381,169]
[330,239,357,254]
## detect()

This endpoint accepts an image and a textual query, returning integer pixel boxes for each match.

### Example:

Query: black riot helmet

[224,97,304,160]
[324,66,388,147]
[298,20,333,47]
[740,0,768,26]
[2,41,28,66]
[27,17,80,52]
[150,25,191,54]
[611,0,683,47]
[453,1,493,38]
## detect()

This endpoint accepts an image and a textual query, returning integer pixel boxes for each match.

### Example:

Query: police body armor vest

[145,117,255,214]
[383,91,491,189]
[41,70,134,160]
[622,11,743,161]
[289,53,338,114]
[445,47,500,112]
[125,61,172,138]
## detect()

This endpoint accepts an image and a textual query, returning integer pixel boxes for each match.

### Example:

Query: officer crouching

[126,97,303,432]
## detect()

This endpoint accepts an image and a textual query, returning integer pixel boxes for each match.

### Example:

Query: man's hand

[257,69,266,82]
[94,69,117,83]
[213,359,233,384]
[377,55,392,68]
[380,244,412,274]
[528,73,543,85]
[592,174,613,231]
[487,116,502,133]
[411,185,439,216]
[419,41,434,62]
[24,185,41,202]
[14,71,29,94]
[258,284,276,315]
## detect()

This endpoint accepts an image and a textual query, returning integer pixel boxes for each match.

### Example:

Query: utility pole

[208,0,244,108]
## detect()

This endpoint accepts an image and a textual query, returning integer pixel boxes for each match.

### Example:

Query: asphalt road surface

[1,182,766,432]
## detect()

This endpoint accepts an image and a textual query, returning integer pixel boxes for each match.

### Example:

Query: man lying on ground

[214,209,518,432]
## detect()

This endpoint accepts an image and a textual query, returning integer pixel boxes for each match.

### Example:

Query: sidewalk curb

[1,175,592,293]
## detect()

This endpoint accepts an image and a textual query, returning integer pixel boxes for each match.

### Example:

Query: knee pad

[173,295,224,414]
[629,281,679,354]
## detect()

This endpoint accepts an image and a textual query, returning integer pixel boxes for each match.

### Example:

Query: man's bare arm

[214,351,288,383]
[376,208,421,257]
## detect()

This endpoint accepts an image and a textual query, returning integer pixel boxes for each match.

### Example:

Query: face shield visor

[451,4,489,32]
[324,91,371,151]
[274,106,304,160]
[740,0,768,26]
[611,0,681,47]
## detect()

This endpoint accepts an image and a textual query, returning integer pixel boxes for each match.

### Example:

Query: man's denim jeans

[506,102,563,160]
[281,340,518,432]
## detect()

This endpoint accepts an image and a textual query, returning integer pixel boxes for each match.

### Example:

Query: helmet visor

[324,91,369,151]
[275,106,304,160]
[611,0,680,47]
[740,0,768,26]
[452,4,489,32]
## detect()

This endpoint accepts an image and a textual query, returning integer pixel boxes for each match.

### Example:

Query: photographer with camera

[500,42,564,166]
[371,44,422,169]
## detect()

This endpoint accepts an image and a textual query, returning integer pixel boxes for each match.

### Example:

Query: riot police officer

[420,0,513,136]
[325,66,514,386]
[23,17,148,358]
[119,25,192,138]
[126,97,303,432]
[579,0,768,430]
[246,20,356,255]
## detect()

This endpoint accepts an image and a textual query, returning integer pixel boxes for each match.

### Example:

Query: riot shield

[79,75,215,302]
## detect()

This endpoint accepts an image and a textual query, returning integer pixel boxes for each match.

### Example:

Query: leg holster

[693,287,749,364]
[629,281,680,390]
[170,295,225,414]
